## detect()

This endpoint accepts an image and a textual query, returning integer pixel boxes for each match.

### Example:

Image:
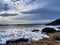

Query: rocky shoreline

[1,32,60,45]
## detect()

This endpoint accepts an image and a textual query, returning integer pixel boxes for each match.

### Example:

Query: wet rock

[6,38,29,43]
[32,29,39,32]
[42,28,56,33]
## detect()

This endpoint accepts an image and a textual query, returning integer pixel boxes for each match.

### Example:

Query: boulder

[32,29,39,32]
[6,38,29,43]
[42,28,56,33]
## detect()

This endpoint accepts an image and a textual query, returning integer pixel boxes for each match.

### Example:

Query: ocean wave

[0,28,49,44]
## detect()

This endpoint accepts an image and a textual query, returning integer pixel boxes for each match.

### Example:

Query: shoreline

[1,32,60,45]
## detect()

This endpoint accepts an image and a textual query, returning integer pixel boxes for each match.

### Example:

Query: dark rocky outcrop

[42,28,56,33]
[6,38,29,43]
[47,19,60,25]
[57,27,60,29]
[32,29,39,32]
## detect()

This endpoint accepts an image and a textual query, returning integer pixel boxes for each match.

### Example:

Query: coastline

[1,32,60,45]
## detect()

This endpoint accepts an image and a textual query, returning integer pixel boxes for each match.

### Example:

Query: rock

[32,29,39,32]
[42,28,56,33]
[6,38,29,43]
[55,35,60,40]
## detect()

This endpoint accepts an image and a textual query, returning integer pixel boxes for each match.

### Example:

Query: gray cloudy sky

[0,0,60,24]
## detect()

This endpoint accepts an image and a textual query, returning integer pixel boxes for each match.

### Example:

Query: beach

[0,25,60,45]
[5,32,60,45]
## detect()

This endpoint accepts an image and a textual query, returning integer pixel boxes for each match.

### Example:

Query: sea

[0,25,60,44]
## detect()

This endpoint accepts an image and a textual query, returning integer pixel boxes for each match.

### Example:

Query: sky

[0,0,60,24]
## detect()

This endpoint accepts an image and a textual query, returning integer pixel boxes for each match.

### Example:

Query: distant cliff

[47,19,60,25]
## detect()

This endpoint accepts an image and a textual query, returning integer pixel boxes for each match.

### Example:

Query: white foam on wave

[0,28,49,44]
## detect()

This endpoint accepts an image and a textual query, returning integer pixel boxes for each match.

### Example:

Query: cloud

[0,18,53,24]
[0,0,60,24]
[46,5,60,11]
[0,13,54,24]
[3,0,48,12]
[44,0,60,11]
